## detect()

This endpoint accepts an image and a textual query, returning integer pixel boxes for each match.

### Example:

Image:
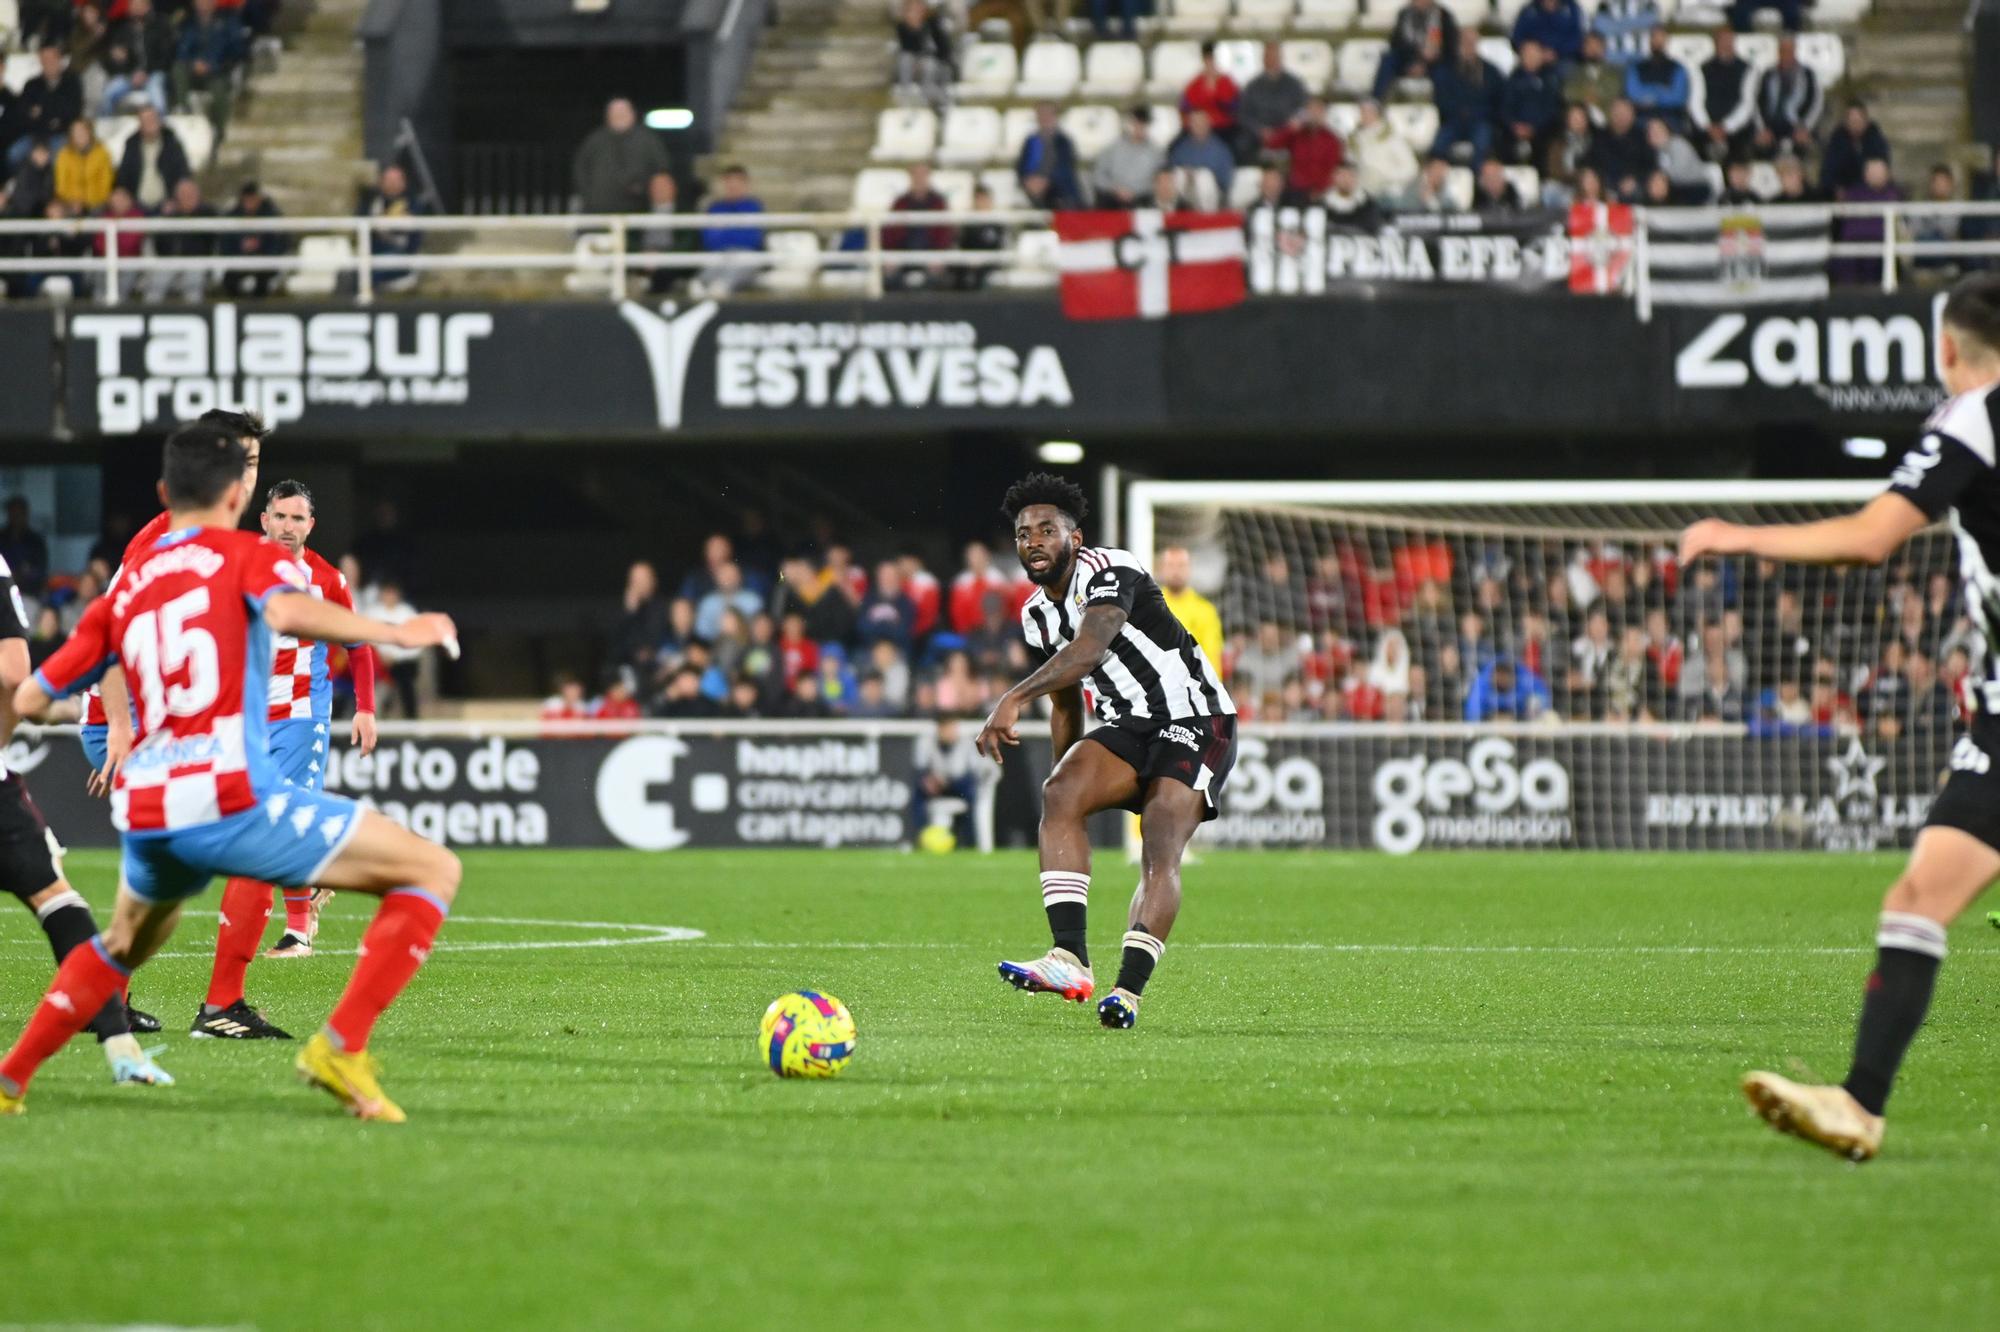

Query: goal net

[1126,481,1968,854]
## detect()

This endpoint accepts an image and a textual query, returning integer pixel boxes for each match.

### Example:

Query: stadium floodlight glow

[1843,437,1888,460]
[1038,441,1085,464]
[645,108,695,131]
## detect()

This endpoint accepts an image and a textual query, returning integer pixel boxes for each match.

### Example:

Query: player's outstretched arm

[1679,493,1929,569]
[977,604,1126,762]
[264,592,457,656]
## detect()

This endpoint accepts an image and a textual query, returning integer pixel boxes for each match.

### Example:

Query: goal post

[1125,479,1964,854]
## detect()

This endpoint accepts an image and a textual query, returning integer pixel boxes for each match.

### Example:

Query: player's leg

[289,803,461,1122]
[0,882,188,1111]
[21,879,172,1085]
[1745,824,2000,1161]
[268,720,332,957]
[1097,780,1207,1029]
[998,736,1140,1002]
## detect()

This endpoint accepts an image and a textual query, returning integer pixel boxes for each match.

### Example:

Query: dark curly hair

[1000,472,1089,527]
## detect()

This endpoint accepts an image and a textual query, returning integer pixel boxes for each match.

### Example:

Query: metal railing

[0,200,1996,307]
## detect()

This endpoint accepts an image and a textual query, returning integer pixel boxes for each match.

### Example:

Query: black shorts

[1925,719,2000,851]
[0,774,61,904]
[1084,714,1238,823]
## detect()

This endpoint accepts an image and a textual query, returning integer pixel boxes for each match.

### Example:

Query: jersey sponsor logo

[73,306,496,434]
[1672,304,1945,413]
[1949,735,1991,775]
[1890,434,1944,490]
[1087,583,1120,602]
[1372,738,1572,855]
[1159,723,1201,750]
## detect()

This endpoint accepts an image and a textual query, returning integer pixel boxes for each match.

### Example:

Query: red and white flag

[1567,202,1633,295]
[1053,210,1247,321]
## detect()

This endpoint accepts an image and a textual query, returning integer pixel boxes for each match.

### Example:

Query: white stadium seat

[1295,0,1358,29]
[956,42,1018,98]
[1229,167,1266,207]
[1797,32,1846,85]
[287,235,353,297]
[1357,0,1400,30]
[978,168,1028,208]
[0,0,19,44]
[933,168,978,211]
[1736,33,1780,67]
[1283,40,1336,94]
[1232,0,1294,32]
[1212,39,1263,85]
[169,114,214,170]
[1061,104,1123,160]
[1080,41,1146,98]
[1439,0,1490,26]
[1326,100,1361,137]
[3,52,38,92]
[852,167,910,213]
[871,107,938,161]
[1666,34,1715,68]
[1147,40,1206,98]
[1479,36,1517,76]
[1166,0,1231,34]
[1014,41,1082,99]
[1386,102,1440,153]
[937,105,1004,165]
[759,231,820,292]
[1812,0,1869,22]
[1147,104,1183,149]
[1001,106,1040,164]
[1445,165,1475,211]
[97,116,139,163]
[1335,38,1387,95]
[1493,0,1532,24]
[1504,165,1541,205]
[993,229,1059,289]
[1176,166,1221,210]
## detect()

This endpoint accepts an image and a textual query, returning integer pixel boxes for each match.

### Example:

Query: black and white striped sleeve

[1889,392,1996,519]
[0,555,28,641]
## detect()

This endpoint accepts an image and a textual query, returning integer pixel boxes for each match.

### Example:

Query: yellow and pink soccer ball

[759,991,857,1078]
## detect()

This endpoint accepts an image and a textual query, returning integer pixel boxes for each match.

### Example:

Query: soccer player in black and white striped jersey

[976,474,1237,1030]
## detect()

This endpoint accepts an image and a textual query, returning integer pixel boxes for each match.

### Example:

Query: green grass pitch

[1,849,1996,1331]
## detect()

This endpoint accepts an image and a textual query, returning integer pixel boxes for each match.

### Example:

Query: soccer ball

[759,991,857,1079]
[917,823,957,854]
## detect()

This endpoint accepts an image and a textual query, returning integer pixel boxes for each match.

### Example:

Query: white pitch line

[668,940,1946,957]
[0,914,703,961]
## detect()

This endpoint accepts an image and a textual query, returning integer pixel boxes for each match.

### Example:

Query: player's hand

[351,709,378,756]
[1677,519,1746,567]
[89,716,134,799]
[389,612,458,652]
[976,695,1023,764]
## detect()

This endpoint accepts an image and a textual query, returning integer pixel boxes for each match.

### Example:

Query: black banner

[0,308,56,439]
[1247,207,1572,295]
[1664,294,1947,420]
[15,729,919,850]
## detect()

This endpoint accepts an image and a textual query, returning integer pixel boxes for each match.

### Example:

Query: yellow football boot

[296,1032,407,1123]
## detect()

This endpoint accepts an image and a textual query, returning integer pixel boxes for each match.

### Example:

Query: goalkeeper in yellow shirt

[1156,545,1224,669]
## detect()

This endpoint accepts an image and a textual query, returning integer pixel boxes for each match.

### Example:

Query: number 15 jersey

[36,527,312,835]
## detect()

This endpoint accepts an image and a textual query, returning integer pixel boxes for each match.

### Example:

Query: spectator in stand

[357,162,431,292]
[1647,117,1711,202]
[1601,624,1663,721]
[892,0,955,115]
[1587,98,1651,199]
[1431,30,1502,169]
[1591,0,1658,68]
[1239,42,1308,151]
[1093,107,1161,209]
[9,48,82,171]
[1623,27,1690,133]
[1264,96,1343,199]
[1349,99,1420,198]
[1157,545,1223,668]
[1324,162,1385,228]
[697,165,766,298]
[1692,28,1757,164]
[173,0,242,138]
[1227,551,1309,629]
[1820,101,1892,196]
[1471,158,1522,213]
[1181,43,1241,157]
[1753,37,1822,160]
[1232,621,1301,704]
[695,562,763,641]
[573,98,671,215]
[1498,40,1562,168]
[1718,158,1759,205]
[218,180,287,298]
[613,560,669,677]
[1465,655,1549,721]
[1684,647,1746,722]
[775,553,859,642]
[1511,0,1584,66]
[0,499,50,597]
[680,537,732,603]
[1772,153,1818,203]
[964,592,1016,672]
[1089,0,1139,40]
[1376,0,1457,103]
[1831,157,1904,288]
[1730,0,1800,33]
[1543,103,1596,199]
[1015,102,1084,209]
[949,540,1012,633]
[1148,167,1193,211]
[91,183,146,298]
[1170,109,1235,199]
[104,0,176,82]
[1395,155,1461,212]
[1563,32,1624,127]
[954,185,1006,291]
[54,118,112,212]
[639,171,697,295]
[114,105,188,210]
[540,673,589,724]
[1910,165,1963,282]
[854,559,918,653]
[100,65,167,116]
[885,161,952,290]
[144,176,218,301]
